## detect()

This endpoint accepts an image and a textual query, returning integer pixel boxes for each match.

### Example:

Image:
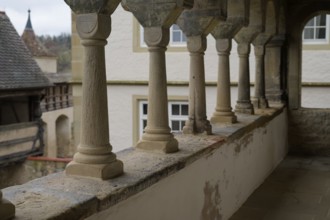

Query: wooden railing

[40,84,73,112]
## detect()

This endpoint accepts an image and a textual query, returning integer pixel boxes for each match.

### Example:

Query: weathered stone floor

[230,156,330,220]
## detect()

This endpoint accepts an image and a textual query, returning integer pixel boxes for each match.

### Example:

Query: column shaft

[77,42,113,160]
[145,46,171,132]
[253,46,268,109]
[211,38,237,123]
[183,49,211,134]
[235,44,254,114]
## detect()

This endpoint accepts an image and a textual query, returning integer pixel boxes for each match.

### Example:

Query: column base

[266,90,286,103]
[210,113,237,124]
[66,159,123,180]
[0,198,15,220]
[136,136,178,153]
[252,97,269,109]
[235,101,254,114]
[182,119,212,135]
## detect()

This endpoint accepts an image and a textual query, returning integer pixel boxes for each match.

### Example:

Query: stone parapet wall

[289,108,330,155]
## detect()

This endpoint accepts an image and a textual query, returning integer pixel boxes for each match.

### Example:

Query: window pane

[172,104,180,115]
[172,120,180,131]
[304,28,314,39]
[316,14,326,26]
[143,120,147,130]
[182,33,187,42]
[316,28,326,39]
[143,103,148,115]
[181,104,188,115]
[306,18,314,27]
[173,24,180,30]
[173,31,181,42]
[181,120,185,130]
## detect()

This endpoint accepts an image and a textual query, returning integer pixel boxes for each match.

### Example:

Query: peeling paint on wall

[201,181,222,220]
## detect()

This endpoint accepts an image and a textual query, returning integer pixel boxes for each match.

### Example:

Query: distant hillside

[38,33,71,73]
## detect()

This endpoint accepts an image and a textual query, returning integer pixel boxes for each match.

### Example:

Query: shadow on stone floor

[230,156,330,220]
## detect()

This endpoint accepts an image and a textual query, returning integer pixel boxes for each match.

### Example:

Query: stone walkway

[230,156,330,220]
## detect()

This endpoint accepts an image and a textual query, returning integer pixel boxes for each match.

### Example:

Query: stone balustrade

[0,0,286,219]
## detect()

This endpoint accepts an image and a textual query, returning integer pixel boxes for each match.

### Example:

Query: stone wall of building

[289,108,330,155]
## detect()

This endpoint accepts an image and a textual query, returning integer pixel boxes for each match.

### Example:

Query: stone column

[210,0,249,123]
[265,37,285,103]
[122,0,193,153]
[252,45,269,108]
[176,2,224,134]
[0,190,15,220]
[136,27,178,153]
[233,0,266,114]
[65,13,123,179]
[183,36,212,134]
[235,43,254,114]
[211,38,237,123]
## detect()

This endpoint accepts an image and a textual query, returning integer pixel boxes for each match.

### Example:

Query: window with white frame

[139,101,189,137]
[171,24,187,45]
[140,24,187,47]
[303,14,329,43]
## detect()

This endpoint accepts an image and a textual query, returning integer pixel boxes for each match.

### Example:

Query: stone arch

[287,1,330,108]
[55,114,70,158]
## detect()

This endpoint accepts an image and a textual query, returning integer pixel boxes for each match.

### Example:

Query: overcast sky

[1,0,71,36]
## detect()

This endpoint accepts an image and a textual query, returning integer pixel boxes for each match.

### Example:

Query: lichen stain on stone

[201,181,222,220]
[234,143,241,154]
[239,132,253,148]
[233,132,253,156]
[262,127,267,135]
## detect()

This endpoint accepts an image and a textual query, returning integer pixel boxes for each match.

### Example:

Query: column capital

[211,0,249,39]
[237,43,250,56]
[187,35,207,53]
[254,45,265,56]
[216,38,231,54]
[76,13,111,41]
[65,0,120,15]
[267,35,285,48]
[144,27,169,47]
[122,0,193,28]
[253,33,274,47]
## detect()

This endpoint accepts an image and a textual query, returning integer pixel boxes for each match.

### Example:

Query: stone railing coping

[3,105,284,220]
[70,80,330,88]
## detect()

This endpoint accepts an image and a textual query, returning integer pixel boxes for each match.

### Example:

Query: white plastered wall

[35,57,57,73]
[106,6,256,83]
[108,85,247,152]
[42,107,73,157]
